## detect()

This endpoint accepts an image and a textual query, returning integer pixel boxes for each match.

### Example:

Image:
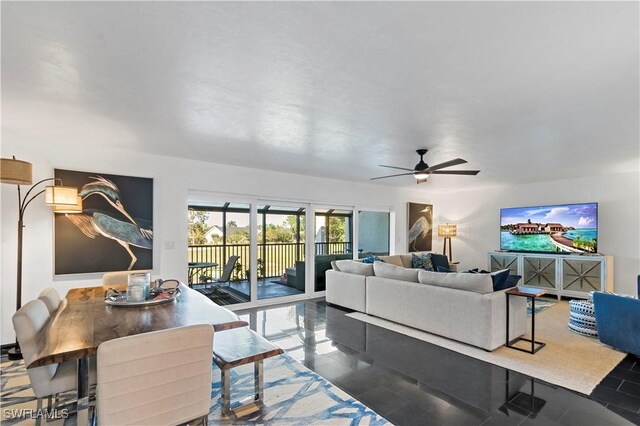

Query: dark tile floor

[236,298,639,425]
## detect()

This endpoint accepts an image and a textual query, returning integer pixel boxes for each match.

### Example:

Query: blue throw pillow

[436,266,454,273]
[362,255,384,264]
[412,253,434,271]
[498,274,521,291]
[429,253,450,272]
[490,269,510,291]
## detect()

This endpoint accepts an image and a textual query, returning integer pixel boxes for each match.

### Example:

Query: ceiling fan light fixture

[414,172,429,180]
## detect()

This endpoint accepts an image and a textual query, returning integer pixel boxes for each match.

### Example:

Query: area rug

[527,297,557,315]
[0,353,387,425]
[347,301,625,395]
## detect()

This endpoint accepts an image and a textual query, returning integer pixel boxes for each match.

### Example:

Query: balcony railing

[188,241,353,282]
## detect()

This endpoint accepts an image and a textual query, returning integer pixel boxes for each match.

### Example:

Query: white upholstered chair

[96,324,214,425]
[37,287,62,315]
[12,299,78,421]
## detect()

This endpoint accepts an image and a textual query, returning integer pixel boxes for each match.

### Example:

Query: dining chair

[102,270,151,291]
[38,287,62,315]
[96,324,214,425]
[12,299,80,424]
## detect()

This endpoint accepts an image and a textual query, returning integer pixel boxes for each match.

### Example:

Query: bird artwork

[54,170,153,274]
[407,204,433,252]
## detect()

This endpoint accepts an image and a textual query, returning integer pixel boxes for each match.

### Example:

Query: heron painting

[54,169,153,274]
[407,203,433,252]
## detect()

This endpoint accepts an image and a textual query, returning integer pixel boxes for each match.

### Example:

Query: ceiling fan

[371,149,480,184]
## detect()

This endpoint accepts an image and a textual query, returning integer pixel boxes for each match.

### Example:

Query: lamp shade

[45,185,78,206]
[438,223,457,237]
[53,196,83,214]
[1,158,33,185]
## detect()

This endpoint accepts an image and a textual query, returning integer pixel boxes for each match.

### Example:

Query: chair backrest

[218,256,240,283]
[102,270,151,291]
[12,299,58,397]
[97,324,214,425]
[38,287,61,315]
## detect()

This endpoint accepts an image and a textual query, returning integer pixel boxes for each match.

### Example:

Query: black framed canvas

[407,203,432,252]
[54,169,153,275]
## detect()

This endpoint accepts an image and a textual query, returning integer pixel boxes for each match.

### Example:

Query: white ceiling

[2,1,638,190]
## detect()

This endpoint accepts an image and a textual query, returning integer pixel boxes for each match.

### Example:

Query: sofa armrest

[594,292,640,356]
[326,270,367,312]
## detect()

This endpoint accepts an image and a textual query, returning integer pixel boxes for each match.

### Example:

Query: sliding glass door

[314,208,353,291]
[357,210,390,258]
[188,202,252,305]
[256,204,307,300]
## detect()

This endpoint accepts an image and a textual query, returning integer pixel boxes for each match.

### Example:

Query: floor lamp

[438,223,457,262]
[1,157,81,360]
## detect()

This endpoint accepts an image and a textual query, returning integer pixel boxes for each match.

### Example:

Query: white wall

[431,171,640,296]
[0,140,432,344]
[3,139,637,344]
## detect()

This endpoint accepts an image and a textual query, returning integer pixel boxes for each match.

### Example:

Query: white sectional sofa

[325,253,527,351]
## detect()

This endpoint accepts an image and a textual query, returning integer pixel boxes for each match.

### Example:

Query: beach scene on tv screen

[500,203,597,253]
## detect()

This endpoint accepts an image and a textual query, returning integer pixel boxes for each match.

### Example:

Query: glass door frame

[187,191,394,309]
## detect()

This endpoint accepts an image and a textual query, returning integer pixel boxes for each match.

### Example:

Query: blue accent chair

[593,276,640,356]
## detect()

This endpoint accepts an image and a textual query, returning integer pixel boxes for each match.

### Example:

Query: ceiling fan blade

[370,172,415,180]
[379,165,415,172]
[430,170,481,175]
[425,158,467,172]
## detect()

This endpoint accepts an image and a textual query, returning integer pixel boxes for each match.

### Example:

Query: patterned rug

[527,297,557,316]
[1,354,387,425]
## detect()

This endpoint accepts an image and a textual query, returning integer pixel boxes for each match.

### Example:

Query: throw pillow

[490,269,510,291]
[411,253,434,271]
[429,253,449,272]
[334,260,375,276]
[436,266,454,273]
[362,255,384,264]
[500,274,522,291]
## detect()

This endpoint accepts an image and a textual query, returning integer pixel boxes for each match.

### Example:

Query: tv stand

[488,252,613,299]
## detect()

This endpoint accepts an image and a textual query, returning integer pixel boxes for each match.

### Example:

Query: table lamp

[438,223,457,261]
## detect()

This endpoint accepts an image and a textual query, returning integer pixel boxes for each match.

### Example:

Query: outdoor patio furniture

[207,256,240,296]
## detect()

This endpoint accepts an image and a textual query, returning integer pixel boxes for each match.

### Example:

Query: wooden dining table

[27,283,248,424]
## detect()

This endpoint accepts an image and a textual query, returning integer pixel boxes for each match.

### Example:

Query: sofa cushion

[373,261,419,283]
[378,255,403,267]
[418,270,493,294]
[429,253,450,272]
[334,260,374,276]
[412,253,435,271]
[399,254,414,268]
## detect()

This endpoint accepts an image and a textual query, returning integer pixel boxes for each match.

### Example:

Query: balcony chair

[206,256,240,297]
[37,287,62,315]
[593,275,640,357]
[12,299,94,425]
[95,324,213,425]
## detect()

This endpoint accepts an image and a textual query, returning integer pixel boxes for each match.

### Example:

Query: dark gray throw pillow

[490,269,510,291]
[429,253,450,272]
[498,274,522,291]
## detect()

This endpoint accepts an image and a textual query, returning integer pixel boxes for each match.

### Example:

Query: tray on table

[104,287,181,307]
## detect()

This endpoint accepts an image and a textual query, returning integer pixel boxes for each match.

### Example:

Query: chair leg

[36,398,43,426]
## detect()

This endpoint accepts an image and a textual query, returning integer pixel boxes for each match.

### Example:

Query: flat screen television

[500,203,598,254]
